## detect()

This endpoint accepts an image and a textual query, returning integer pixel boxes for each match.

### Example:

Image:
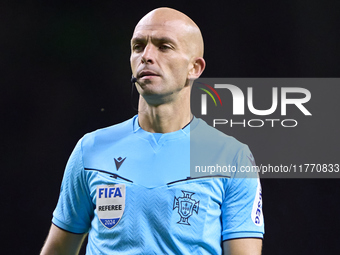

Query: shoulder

[80,116,136,149]
[190,118,255,178]
[74,116,137,169]
[192,118,248,153]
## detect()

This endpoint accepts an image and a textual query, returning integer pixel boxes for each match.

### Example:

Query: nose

[141,44,155,64]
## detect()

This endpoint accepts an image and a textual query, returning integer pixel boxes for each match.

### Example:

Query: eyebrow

[131,36,177,46]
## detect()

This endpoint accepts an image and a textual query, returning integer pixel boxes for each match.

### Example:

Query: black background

[2,1,340,254]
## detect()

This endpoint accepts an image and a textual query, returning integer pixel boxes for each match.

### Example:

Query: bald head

[133,7,204,58]
[130,7,206,100]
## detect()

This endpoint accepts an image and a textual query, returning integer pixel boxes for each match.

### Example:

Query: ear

[188,57,206,79]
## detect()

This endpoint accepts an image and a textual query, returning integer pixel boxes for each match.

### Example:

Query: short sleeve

[221,145,264,241]
[52,138,94,234]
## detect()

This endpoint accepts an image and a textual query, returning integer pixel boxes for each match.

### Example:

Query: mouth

[138,70,160,79]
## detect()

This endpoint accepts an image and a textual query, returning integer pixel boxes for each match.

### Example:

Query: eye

[159,44,171,51]
[133,44,144,52]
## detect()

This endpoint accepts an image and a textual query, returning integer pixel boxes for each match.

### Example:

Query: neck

[137,88,192,133]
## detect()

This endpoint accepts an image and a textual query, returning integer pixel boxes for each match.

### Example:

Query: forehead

[132,20,190,43]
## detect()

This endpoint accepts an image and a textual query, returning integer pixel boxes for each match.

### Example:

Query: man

[41,7,264,255]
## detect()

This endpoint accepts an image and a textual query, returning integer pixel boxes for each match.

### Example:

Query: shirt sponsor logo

[251,180,263,226]
[114,157,126,171]
[173,191,200,225]
[96,184,125,229]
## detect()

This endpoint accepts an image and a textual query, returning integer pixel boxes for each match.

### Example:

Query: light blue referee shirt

[52,115,264,254]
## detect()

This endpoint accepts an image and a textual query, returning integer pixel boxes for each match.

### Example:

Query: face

[130,18,195,103]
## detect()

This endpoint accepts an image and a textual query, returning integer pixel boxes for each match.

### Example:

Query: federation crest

[96,184,125,229]
[173,190,199,225]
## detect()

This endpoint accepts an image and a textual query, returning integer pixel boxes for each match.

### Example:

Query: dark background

[2,1,340,254]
